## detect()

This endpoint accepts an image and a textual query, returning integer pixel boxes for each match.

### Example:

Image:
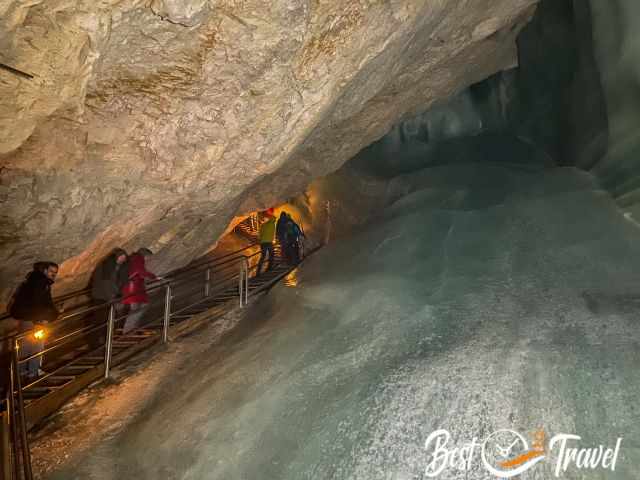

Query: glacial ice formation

[43,154,640,479]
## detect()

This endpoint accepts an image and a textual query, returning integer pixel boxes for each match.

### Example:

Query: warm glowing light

[33,329,46,340]
[284,269,298,288]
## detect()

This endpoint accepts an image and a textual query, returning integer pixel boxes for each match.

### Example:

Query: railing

[9,239,283,374]
[0,243,261,327]
[4,339,32,480]
[1,217,308,477]
[18,251,262,380]
[1,243,273,479]
[2,225,297,394]
[0,243,259,341]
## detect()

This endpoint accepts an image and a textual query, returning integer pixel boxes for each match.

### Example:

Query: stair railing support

[239,262,245,308]
[104,304,115,379]
[5,343,19,480]
[162,284,172,343]
[204,268,211,298]
[10,339,33,480]
[243,258,249,306]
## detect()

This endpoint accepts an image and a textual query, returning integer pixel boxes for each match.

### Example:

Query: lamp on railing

[33,328,46,341]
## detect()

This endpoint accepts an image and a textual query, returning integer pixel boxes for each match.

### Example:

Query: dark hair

[33,261,58,272]
[137,247,153,256]
[112,248,127,258]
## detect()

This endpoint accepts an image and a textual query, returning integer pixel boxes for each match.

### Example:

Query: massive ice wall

[589,0,640,220]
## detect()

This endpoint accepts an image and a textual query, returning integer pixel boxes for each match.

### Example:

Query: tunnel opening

[305,0,616,242]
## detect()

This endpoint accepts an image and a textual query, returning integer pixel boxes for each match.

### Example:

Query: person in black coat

[283,214,305,264]
[9,261,59,378]
[89,248,128,348]
[276,211,291,262]
[91,248,128,302]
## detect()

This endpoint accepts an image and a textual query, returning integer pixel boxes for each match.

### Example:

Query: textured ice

[44,162,640,479]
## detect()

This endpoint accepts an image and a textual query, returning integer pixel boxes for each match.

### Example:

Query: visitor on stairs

[257,209,276,275]
[121,248,158,334]
[276,211,289,261]
[9,262,59,379]
[284,214,305,264]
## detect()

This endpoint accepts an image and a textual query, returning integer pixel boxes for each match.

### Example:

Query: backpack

[284,221,297,240]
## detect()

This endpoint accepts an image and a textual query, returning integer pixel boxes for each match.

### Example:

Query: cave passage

[4,0,640,478]
[39,149,640,480]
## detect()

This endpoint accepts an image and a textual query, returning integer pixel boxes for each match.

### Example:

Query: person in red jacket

[121,248,158,334]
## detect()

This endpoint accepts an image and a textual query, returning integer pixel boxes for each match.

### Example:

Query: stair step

[60,365,93,373]
[40,376,75,387]
[72,360,104,367]
[113,341,138,347]
[22,390,50,400]
[23,386,53,394]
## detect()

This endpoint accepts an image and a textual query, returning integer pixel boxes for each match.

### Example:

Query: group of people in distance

[5,248,159,380]
[257,208,305,275]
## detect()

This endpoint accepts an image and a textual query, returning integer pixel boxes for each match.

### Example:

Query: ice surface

[44,162,640,479]
[588,0,640,217]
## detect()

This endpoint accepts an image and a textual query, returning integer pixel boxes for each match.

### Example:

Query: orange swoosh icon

[499,450,545,469]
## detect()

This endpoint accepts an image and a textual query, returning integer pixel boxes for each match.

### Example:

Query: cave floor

[35,162,640,479]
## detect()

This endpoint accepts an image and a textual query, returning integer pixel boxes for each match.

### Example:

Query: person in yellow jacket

[257,208,276,275]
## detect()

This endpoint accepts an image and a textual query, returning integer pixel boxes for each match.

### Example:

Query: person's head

[34,261,59,282]
[137,247,153,257]
[44,263,59,281]
[112,248,128,264]
[279,211,287,219]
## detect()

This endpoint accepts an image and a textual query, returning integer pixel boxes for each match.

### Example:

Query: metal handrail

[0,244,261,343]
[0,241,260,322]
[5,239,294,383]
[7,252,255,380]
[2,234,309,480]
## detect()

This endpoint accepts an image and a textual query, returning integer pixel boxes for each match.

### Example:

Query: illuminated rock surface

[0,0,537,301]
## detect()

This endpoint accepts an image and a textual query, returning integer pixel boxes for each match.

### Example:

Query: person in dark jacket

[89,248,128,349]
[9,262,59,379]
[284,214,305,263]
[276,211,288,245]
[91,248,128,302]
[121,248,158,334]
[276,211,291,262]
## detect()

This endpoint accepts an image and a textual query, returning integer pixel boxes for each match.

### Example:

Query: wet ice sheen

[49,163,639,479]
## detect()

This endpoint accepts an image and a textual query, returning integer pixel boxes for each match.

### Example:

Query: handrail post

[6,342,20,480]
[243,258,249,306]
[239,263,244,308]
[162,284,172,343]
[1,392,13,480]
[11,339,33,480]
[204,268,211,298]
[104,304,115,379]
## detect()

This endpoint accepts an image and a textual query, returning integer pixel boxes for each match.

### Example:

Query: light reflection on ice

[42,163,640,479]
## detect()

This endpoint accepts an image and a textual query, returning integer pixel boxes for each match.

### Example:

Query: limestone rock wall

[0,0,538,300]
